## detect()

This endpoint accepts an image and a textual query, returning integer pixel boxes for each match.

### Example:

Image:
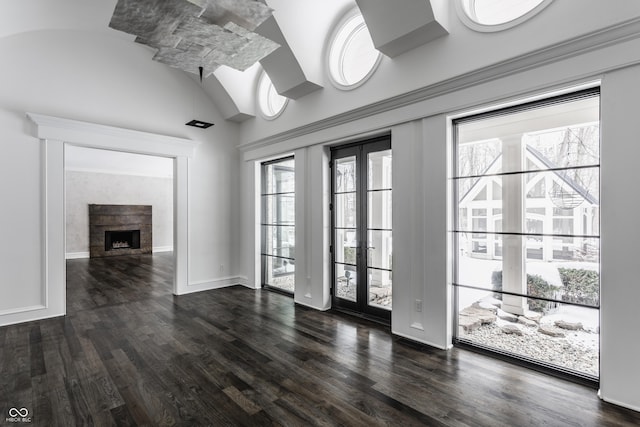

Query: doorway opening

[64,146,175,313]
[331,135,392,323]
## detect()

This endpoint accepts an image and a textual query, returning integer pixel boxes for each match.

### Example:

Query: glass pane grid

[262,191,295,196]
[453,230,600,239]
[453,283,600,309]
[368,266,392,310]
[453,92,600,379]
[334,261,357,267]
[261,158,295,293]
[367,148,392,311]
[453,164,600,180]
[366,265,392,272]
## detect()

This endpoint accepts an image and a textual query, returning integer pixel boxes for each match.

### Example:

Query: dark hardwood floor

[1,253,639,426]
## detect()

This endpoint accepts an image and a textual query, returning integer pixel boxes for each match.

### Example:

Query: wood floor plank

[2,252,640,426]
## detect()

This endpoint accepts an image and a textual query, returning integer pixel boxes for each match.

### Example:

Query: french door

[331,136,392,322]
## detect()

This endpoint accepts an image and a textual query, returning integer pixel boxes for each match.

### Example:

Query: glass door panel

[366,149,392,311]
[331,138,392,322]
[333,154,359,306]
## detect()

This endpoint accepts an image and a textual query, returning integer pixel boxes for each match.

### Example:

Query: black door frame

[330,135,392,323]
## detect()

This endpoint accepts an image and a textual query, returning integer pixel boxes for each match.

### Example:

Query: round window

[257,71,287,119]
[458,0,552,31]
[328,11,381,89]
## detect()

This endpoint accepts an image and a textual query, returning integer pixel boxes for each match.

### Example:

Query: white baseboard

[65,246,174,259]
[391,329,451,350]
[0,306,63,327]
[293,299,330,311]
[599,392,640,413]
[66,251,90,259]
[180,276,248,295]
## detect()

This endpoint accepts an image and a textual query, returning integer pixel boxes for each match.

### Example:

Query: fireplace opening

[105,230,141,251]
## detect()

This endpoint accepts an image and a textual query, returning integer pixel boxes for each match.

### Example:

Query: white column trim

[17,113,198,324]
[174,155,190,294]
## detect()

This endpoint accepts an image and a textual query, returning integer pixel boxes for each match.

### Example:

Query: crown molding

[238,17,640,153]
[27,113,199,158]
[65,166,174,178]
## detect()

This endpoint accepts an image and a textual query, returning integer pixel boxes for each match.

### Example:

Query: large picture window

[452,88,600,380]
[261,157,295,294]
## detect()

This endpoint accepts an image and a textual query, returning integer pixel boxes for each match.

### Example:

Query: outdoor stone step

[538,325,566,338]
[460,306,497,325]
[458,315,481,332]
[555,320,583,331]
[497,309,519,323]
[501,324,523,336]
[518,316,538,327]
[524,311,542,323]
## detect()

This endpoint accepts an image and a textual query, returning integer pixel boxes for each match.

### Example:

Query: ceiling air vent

[185,119,214,129]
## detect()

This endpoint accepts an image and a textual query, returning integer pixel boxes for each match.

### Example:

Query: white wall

[239,24,640,415]
[239,0,640,146]
[65,171,174,257]
[0,29,242,323]
[599,64,640,412]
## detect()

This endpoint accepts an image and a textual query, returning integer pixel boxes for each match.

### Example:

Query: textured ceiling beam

[256,16,322,100]
[189,0,270,30]
[355,0,449,58]
[109,0,279,76]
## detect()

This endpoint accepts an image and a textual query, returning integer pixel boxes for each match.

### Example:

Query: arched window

[257,71,287,119]
[458,0,553,32]
[328,10,381,89]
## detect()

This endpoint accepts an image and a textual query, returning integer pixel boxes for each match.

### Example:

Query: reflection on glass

[368,149,392,190]
[334,228,357,265]
[368,191,392,229]
[263,225,295,258]
[368,268,392,310]
[263,256,295,292]
[336,157,356,193]
[263,159,294,194]
[335,193,357,228]
[368,149,392,310]
[262,194,295,225]
[367,230,392,270]
[335,264,357,302]
[457,287,599,377]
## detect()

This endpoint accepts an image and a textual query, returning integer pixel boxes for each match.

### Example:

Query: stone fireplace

[89,204,152,258]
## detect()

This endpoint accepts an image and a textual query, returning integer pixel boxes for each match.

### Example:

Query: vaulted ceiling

[0,0,449,124]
